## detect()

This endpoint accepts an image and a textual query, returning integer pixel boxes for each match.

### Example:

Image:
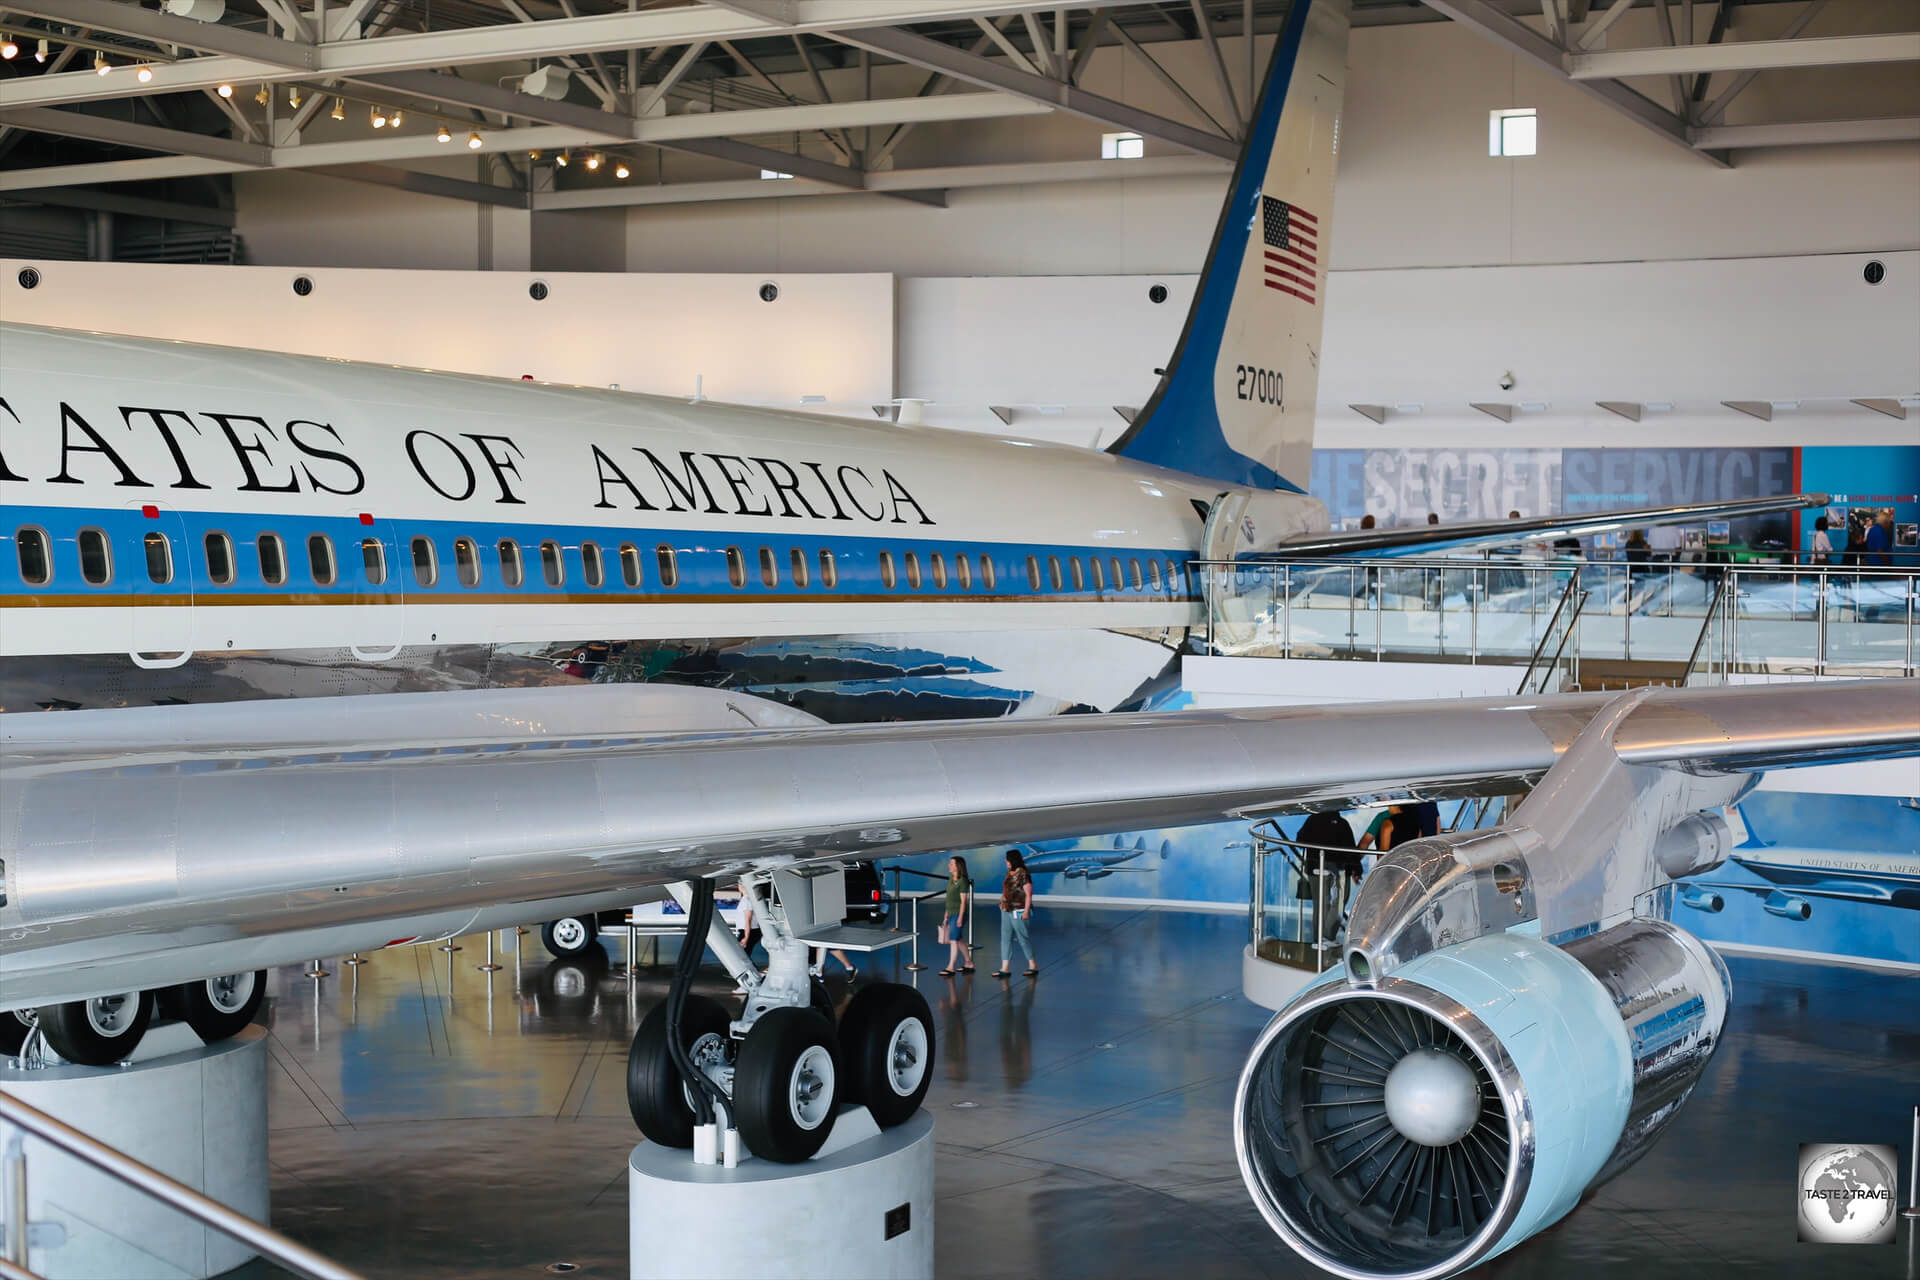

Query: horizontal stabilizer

[1266,493,1827,559]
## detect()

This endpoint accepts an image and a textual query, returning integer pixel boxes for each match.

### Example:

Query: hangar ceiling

[0,0,1914,230]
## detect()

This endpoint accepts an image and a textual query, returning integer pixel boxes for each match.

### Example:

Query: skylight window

[1490,108,1537,157]
[1101,131,1145,160]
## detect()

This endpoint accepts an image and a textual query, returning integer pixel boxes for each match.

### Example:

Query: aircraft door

[1200,492,1261,653]
[128,502,194,669]
[349,517,405,662]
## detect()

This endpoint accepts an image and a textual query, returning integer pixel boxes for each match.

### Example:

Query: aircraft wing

[1,679,1915,1008]
[1267,492,1825,559]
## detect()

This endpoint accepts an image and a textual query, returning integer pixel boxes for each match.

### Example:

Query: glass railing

[1199,557,1918,679]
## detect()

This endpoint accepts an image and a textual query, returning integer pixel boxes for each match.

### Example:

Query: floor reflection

[249,910,1919,1280]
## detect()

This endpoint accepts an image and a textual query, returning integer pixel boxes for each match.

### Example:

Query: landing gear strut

[625,865,934,1164]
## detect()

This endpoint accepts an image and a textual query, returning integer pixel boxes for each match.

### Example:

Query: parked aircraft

[0,1,1905,1274]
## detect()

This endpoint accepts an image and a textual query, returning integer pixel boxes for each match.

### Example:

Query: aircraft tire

[836,982,935,1127]
[810,976,837,1023]
[40,991,155,1067]
[541,915,598,959]
[734,1007,841,1163]
[627,994,731,1148]
[160,971,268,1043]
[0,1009,35,1056]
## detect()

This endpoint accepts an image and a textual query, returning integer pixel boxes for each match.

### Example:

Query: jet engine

[1234,918,1728,1279]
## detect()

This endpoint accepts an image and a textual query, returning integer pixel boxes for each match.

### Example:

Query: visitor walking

[992,849,1037,979]
[939,855,975,977]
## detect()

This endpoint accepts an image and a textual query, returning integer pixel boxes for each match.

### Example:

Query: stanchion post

[889,869,901,931]
[905,893,926,971]
[478,930,502,973]
[342,953,365,966]
[1904,1104,1920,1219]
[303,958,329,979]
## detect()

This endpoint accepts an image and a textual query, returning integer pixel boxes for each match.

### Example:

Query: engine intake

[1235,919,1728,1279]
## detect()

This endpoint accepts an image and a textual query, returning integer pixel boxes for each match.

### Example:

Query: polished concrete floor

[244,907,1920,1280]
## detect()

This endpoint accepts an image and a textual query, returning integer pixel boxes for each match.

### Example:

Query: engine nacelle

[1234,919,1729,1279]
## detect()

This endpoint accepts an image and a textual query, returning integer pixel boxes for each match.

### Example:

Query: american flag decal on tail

[1260,195,1318,305]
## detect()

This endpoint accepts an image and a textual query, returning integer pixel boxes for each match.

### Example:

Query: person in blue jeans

[992,849,1037,978]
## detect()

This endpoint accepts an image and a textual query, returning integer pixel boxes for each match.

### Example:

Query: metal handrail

[1679,576,1730,686]
[0,1089,361,1280]
[1194,555,1917,676]
[1514,576,1584,695]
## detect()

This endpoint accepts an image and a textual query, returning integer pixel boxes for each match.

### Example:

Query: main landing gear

[627,867,933,1164]
[0,972,268,1066]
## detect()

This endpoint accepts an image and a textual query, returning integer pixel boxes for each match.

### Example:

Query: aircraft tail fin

[1107,0,1349,491]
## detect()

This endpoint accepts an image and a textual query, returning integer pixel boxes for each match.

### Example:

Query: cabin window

[77,528,114,586]
[497,539,523,588]
[818,549,838,589]
[1167,560,1182,592]
[726,547,747,589]
[1026,555,1041,591]
[203,531,234,586]
[142,531,174,585]
[980,555,997,591]
[540,540,564,588]
[905,551,923,590]
[789,548,809,588]
[307,534,336,587]
[1069,557,1085,591]
[1111,557,1124,590]
[880,551,897,589]
[1047,555,1062,591]
[931,552,948,589]
[410,536,437,588]
[955,555,971,590]
[362,538,387,586]
[1090,557,1105,591]
[620,543,643,589]
[759,547,778,588]
[1148,559,1163,591]
[15,526,50,586]
[258,533,287,587]
[454,537,481,588]
[581,541,605,589]
[1129,558,1144,590]
[657,544,679,588]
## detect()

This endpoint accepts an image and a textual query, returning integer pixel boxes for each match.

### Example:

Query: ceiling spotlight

[529,149,542,160]
[330,96,345,121]
[136,64,153,83]
[94,52,110,75]
[555,150,569,168]
[585,152,600,170]
[0,36,18,61]
[390,109,403,127]
[255,84,270,105]
[288,86,302,107]
[436,123,452,143]
[36,38,50,63]
[371,106,387,128]
[614,162,629,179]
[217,82,234,98]
[466,131,483,150]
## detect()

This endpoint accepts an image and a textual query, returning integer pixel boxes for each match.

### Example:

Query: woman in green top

[938,855,975,976]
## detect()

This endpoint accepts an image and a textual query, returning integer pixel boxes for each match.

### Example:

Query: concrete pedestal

[629,1109,934,1280]
[0,1026,269,1279]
